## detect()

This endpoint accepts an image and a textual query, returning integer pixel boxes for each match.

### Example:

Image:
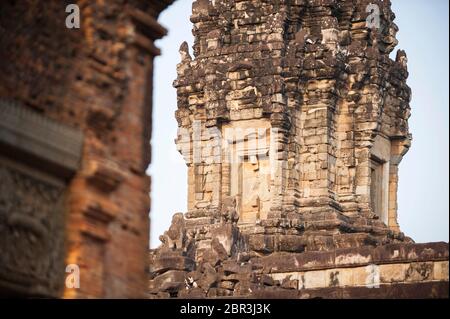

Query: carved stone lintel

[0,99,83,180]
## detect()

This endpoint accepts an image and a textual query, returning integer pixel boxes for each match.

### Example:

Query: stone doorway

[238,154,271,224]
[370,156,388,224]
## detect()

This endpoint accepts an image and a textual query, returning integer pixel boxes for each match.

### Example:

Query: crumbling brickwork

[0,0,174,298]
[149,0,448,299]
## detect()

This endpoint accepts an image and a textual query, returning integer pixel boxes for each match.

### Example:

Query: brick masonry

[0,0,174,298]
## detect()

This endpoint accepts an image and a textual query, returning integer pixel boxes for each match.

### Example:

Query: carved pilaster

[0,100,83,297]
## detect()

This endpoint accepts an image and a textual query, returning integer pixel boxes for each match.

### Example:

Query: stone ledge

[251,281,449,299]
[0,99,83,179]
[251,242,449,273]
[269,261,448,290]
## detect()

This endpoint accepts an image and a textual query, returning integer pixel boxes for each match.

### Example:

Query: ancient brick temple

[149,0,449,298]
[0,0,174,298]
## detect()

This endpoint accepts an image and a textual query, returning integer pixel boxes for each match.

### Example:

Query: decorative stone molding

[85,159,125,193]
[78,193,120,242]
[127,7,169,56]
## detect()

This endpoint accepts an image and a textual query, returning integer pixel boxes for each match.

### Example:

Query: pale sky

[149,0,449,248]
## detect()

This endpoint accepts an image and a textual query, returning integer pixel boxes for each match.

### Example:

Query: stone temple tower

[149,0,448,299]
[175,0,411,239]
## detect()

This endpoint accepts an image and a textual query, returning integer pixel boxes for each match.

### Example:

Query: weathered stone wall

[149,0,448,299]
[0,0,174,298]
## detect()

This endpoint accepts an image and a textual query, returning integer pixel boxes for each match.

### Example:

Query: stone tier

[149,220,448,299]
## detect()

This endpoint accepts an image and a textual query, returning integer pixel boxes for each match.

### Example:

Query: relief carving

[0,164,65,296]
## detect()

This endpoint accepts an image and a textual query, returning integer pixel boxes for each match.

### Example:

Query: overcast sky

[149,0,449,248]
